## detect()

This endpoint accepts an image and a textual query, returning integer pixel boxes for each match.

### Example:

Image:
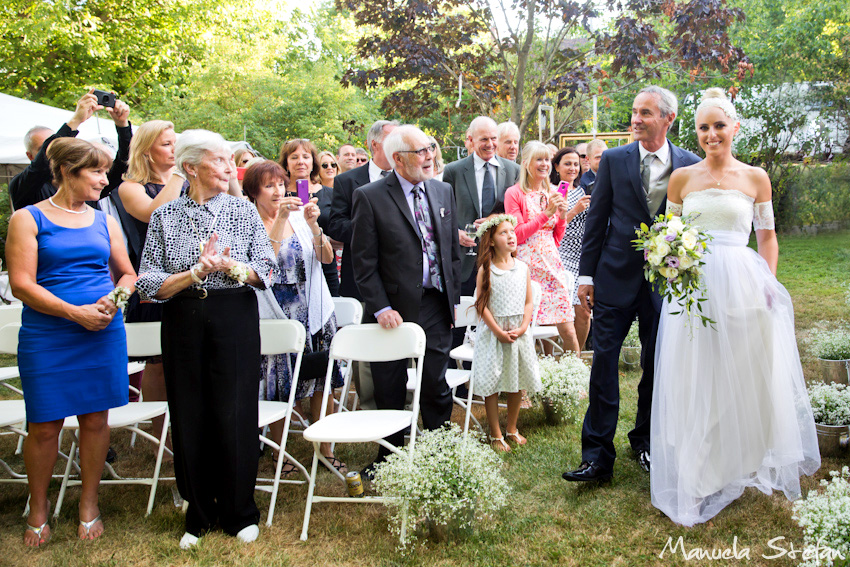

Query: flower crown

[476,214,517,239]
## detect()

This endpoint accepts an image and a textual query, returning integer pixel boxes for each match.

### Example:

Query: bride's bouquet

[633,213,714,327]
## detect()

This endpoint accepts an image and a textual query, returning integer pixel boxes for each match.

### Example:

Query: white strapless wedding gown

[650,188,820,527]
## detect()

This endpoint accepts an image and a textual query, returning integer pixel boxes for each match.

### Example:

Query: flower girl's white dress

[650,188,820,526]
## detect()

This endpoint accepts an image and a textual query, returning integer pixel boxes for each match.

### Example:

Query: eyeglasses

[398,143,437,157]
[321,162,338,169]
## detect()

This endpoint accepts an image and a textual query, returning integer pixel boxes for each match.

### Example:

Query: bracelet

[269,237,283,244]
[227,261,249,284]
[107,286,132,311]
[190,263,206,284]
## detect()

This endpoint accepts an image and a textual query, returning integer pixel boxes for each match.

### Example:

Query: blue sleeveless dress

[18,206,128,423]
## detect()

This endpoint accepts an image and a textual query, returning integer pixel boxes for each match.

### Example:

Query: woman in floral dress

[504,141,580,354]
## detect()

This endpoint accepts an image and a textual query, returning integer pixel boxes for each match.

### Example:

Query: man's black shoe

[561,461,612,483]
[636,449,650,473]
[361,463,378,482]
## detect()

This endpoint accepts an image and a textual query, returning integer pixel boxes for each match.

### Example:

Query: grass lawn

[0,230,848,566]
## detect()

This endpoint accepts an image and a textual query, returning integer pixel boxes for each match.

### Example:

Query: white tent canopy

[0,92,127,164]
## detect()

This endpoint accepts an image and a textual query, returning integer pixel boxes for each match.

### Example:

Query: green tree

[0,0,218,108]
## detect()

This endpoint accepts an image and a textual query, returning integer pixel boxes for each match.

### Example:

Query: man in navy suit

[563,86,701,483]
[352,124,461,474]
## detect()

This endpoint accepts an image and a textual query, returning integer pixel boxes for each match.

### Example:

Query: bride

[650,88,820,526]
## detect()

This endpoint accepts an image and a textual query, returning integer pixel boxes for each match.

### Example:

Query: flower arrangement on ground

[372,424,510,547]
[533,355,590,422]
[632,213,713,326]
[792,466,850,567]
[807,326,850,361]
[808,382,850,426]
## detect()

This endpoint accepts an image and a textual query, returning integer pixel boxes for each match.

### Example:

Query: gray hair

[497,121,519,140]
[24,125,53,155]
[366,120,400,151]
[638,85,678,117]
[355,147,369,157]
[466,116,498,139]
[586,139,608,154]
[382,124,426,161]
[175,129,232,177]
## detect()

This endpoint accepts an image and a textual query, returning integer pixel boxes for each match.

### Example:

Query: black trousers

[162,289,261,537]
[579,283,659,471]
[371,288,453,451]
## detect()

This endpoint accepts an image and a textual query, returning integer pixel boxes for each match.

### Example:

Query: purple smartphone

[557,181,569,197]
[296,179,310,205]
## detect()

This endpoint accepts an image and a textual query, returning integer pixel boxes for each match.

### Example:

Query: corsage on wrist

[227,261,249,284]
[107,286,131,311]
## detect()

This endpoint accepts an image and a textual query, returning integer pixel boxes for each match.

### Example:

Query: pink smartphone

[236,167,247,181]
[296,179,309,205]
[557,181,569,197]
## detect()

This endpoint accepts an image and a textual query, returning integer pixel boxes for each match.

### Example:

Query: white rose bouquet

[633,213,714,327]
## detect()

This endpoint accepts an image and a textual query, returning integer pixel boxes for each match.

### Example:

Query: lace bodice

[675,189,774,234]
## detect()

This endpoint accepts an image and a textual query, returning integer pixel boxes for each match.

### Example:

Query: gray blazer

[443,154,520,279]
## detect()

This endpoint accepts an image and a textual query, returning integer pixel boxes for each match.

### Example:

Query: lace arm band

[666,200,683,216]
[753,201,775,230]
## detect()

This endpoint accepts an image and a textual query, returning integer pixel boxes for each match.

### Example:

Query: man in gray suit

[443,116,521,295]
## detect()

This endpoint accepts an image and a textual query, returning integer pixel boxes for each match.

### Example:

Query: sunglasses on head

[321,162,338,169]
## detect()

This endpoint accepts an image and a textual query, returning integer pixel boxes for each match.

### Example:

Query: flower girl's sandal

[24,520,51,548]
[78,514,103,540]
[490,436,511,452]
[506,430,527,445]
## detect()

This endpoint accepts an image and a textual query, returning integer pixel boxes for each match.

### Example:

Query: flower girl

[470,214,541,452]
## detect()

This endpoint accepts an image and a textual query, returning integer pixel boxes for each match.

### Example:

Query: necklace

[186,204,220,256]
[48,196,88,214]
[704,164,732,187]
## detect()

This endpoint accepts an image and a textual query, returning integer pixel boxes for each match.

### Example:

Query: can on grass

[346,471,364,497]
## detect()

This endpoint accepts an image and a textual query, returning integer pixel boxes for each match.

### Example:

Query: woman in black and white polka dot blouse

[136,129,278,549]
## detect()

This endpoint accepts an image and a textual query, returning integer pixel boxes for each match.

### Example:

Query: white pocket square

[440,208,446,218]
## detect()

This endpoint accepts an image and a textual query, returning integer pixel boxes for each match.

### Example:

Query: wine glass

[464,223,478,256]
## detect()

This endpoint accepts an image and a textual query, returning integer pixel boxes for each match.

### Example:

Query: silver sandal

[25,520,50,547]
[79,514,102,539]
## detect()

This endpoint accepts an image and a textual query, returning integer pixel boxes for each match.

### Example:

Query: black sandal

[279,460,299,478]
[323,456,348,475]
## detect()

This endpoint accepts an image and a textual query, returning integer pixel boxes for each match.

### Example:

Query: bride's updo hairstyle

[695,87,738,123]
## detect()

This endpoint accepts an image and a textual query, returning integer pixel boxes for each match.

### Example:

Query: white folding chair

[331,297,363,413]
[255,319,309,527]
[0,399,28,485]
[300,323,426,542]
[0,310,24,398]
[54,322,170,518]
[530,280,564,354]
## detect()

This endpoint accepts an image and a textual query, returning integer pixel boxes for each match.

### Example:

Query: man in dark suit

[563,86,701,483]
[351,125,461,473]
[327,120,399,300]
[443,116,520,294]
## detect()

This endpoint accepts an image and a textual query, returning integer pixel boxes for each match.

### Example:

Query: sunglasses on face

[321,162,338,169]
[579,154,587,158]
[356,157,369,164]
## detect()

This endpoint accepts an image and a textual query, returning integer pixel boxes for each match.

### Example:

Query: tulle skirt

[650,230,820,526]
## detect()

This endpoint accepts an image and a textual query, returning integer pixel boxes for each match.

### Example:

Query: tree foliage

[0,0,217,108]
[337,0,749,140]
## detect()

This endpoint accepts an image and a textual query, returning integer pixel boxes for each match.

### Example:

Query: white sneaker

[179,532,199,549]
[236,524,259,543]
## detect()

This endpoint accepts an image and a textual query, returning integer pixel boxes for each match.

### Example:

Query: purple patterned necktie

[412,185,444,292]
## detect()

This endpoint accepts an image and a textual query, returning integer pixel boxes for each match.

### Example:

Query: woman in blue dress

[7,138,137,546]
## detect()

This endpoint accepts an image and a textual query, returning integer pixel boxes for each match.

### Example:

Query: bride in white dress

[650,88,820,526]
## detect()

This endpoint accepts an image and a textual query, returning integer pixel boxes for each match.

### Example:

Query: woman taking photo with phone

[551,146,592,350]
[280,139,339,296]
[242,159,346,476]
